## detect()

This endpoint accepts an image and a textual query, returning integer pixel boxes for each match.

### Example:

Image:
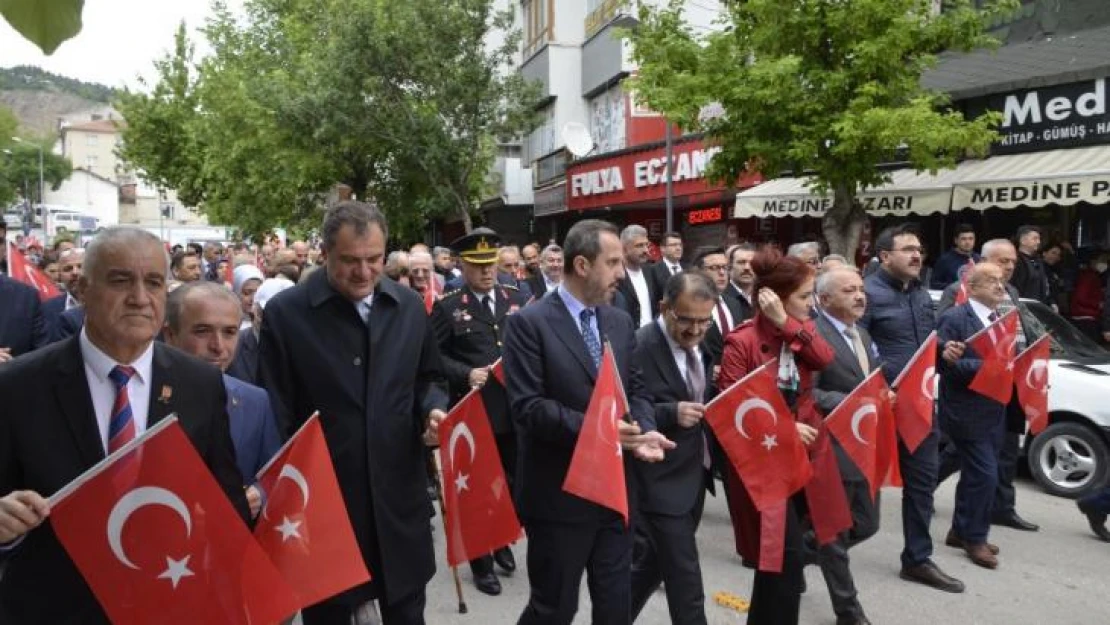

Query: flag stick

[428,450,468,614]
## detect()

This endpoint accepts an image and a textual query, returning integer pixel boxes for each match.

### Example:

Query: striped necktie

[108,365,137,454]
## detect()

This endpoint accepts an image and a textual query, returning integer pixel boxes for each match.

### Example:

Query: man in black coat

[812,268,882,625]
[503,219,674,625]
[615,224,658,328]
[692,247,744,369]
[1010,226,1051,306]
[431,228,529,596]
[647,231,687,300]
[629,271,717,625]
[723,243,756,326]
[258,201,449,625]
[0,227,247,624]
[0,274,47,361]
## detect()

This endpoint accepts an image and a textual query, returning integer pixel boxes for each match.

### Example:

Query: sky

[0,0,243,90]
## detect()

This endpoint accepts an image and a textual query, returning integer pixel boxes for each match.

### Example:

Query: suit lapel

[647,324,689,400]
[147,344,177,427]
[55,336,105,466]
[546,294,597,380]
[817,313,865,378]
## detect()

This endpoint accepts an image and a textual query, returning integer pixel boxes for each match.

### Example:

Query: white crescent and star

[850,404,877,445]
[1025,359,1049,391]
[106,486,195,589]
[449,423,477,493]
[262,463,311,522]
[734,398,778,441]
[597,397,622,457]
[922,366,937,401]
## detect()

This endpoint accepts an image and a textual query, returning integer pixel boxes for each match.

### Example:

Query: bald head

[967,262,1007,309]
[980,239,1017,281]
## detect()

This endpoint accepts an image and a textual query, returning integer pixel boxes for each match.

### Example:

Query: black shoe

[474,571,502,596]
[836,615,872,625]
[493,547,516,574]
[1077,500,1110,542]
[991,512,1039,532]
[899,561,965,593]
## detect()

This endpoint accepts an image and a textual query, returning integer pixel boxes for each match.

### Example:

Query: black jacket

[0,275,47,356]
[1011,252,1051,305]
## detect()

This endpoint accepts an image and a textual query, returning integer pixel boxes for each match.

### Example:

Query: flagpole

[429,450,468,614]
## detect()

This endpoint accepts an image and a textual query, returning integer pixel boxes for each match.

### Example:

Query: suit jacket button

[353,356,362,366]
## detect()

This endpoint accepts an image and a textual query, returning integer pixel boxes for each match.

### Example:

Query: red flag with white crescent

[563,345,630,523]
[705,360,813,572]
[439,389,523,566]
[7,242,61,300]
[825,369,899,497]
[891,332,937,454]
[954,258,976,306]
[423,288,436,315]
[254,414,370,609]
[967,309,1020,404]
[1013,335,1051,434]
[50,418,299,625]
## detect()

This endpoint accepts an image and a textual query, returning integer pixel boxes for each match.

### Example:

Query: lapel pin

[159,385,173,404]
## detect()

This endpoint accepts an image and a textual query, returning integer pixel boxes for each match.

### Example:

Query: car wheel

[1027,422,1109,498]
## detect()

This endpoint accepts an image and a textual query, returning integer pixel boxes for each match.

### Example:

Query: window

[86,156,99,169]
[86,134,99,147]
[522,0,551,58]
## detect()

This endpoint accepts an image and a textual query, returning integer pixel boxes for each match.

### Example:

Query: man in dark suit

[647,231,686,299]
[503,219,674,625]
[42,248,84,340]
[630,271,717,625]
[496,245,534,299]
[0,274,47,361]
[0,227,248,624]
[163,281,283,518]
[692,247,744,369]
[431,228,529,596]
[935,262,1012,570]
[524,244,563,301]
[812,267,882,625]
[615,225,658,328]
[51,305,86,342]
[258,201,450,625]
[935,239,1039,533]
[723,243,756,326]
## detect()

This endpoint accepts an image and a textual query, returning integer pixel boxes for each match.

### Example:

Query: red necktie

[107,365,137,453]
[716,301,731,333]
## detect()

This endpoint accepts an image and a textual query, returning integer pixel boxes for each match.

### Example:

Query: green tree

[629,0,1019,258]
[116,0,539,243]
[1,116,72,207]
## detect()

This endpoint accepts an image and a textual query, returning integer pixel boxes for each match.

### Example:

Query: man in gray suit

[935,239,1039,533]
[812,267,881,625]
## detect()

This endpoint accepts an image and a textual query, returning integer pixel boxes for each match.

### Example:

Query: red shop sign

[687,206,723,225]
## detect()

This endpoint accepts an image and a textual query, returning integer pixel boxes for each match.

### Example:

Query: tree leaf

[0,0,85,55]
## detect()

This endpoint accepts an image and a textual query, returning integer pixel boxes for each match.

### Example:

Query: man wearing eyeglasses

[860,225,967,594]
[693,246,743,371]
[629,271,718,625]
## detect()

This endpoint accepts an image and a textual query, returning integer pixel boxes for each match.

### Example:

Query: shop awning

[734,167,963,219]
[951,145,1110,211]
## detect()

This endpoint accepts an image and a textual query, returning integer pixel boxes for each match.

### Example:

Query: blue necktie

[107,365,137,453]
[579,308,602,370]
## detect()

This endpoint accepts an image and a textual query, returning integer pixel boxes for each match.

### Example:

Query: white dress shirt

[626,267,653,327]
[656,317,699,384]
[968,298,997,330]
[356,293,374,324]
[80,328,154,452]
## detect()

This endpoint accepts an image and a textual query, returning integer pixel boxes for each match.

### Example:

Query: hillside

[0,66,119,137]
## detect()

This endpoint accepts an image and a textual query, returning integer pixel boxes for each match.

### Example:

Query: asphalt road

[423,477,1107,624]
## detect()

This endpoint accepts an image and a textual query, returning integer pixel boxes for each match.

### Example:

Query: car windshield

[1019,300,1110,362]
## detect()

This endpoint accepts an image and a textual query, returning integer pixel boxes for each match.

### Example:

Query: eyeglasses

[667,310,713,329]
[702,264,728,273]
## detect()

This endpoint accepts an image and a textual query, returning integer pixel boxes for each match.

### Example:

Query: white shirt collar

[968,298,996,327]
[79,327,154,385]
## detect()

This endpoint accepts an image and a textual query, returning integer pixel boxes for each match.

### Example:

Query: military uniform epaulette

[441,288,464,299]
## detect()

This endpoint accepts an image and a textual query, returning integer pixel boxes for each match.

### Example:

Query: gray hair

[541,244,563,261]
[620,224,648,244]
[787,241,820,258]
[165,281,241,333]
[821,254,848,265]
[816,266,861,296]
[662,271,719,307]
[386,250,409,267]
[562,220,617,273]
[432,246,452,258]
[980,238,1015,259]
[84,227,169,282]
[321,200,388,252]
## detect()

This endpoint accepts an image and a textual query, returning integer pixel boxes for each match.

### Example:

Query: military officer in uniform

[431,227,530,596]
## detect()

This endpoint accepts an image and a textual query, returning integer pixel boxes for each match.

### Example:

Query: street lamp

[10,136,44,210]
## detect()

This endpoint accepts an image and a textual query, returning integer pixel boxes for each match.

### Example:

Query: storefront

[560,135,761,252]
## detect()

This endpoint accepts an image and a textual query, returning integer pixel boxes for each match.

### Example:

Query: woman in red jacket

[717,249,835,625]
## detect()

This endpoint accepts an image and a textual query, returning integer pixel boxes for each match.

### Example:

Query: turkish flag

[254,414,371,609]
[489,357,505,386]
[891,331,937,453]
[7,242,61,300]
[705,359,813,572]
[967,309,1019,404]
[563,345,630,523]
[954,258,976,306]
[423,287,436,314]
[1013,335,1051,434]
[50,418,299,625]
[439,389,524,566]
[825,369,899,497]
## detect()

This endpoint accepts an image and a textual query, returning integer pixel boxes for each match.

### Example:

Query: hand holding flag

[966,309,1019,404]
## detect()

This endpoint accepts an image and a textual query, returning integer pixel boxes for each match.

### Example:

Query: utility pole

[664,122,674,233]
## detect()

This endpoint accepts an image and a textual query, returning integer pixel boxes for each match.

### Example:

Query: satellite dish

[562,122,595,158]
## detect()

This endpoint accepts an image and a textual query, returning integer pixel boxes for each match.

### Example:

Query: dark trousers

[951,427,1003,544]
[630,490,708,625]
[938,431,1021,520]
[816,468,880,620]
[747,498,804,625]
[899,428,940,568]
[1078,485,1110,514]
[517,517,632,625]
[301,589,427,625]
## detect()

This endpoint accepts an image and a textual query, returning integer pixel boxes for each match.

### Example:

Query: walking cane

[427,450,468,614]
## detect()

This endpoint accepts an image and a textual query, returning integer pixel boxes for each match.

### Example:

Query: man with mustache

[725,243,756,324]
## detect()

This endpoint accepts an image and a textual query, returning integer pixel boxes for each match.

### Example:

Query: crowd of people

[1,207,1110,625]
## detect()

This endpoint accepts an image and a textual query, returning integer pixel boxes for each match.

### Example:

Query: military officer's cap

[451,227,500,265]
